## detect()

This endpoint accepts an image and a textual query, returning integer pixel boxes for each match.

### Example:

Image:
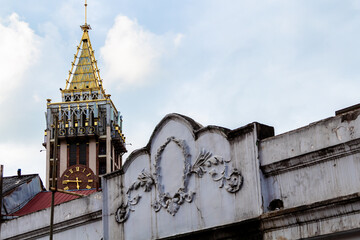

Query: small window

[83,93,89,100]
[92,92,98,100]
[50,146,54,159]
[99,141,106,155]
[99,158,106,175]
[69,143,77,166]
[49,161,54,178]
[65,95,71,102]
[73,94,80,101]
[79,142,87,165]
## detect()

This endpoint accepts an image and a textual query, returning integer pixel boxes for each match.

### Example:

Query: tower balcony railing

[57,125,102,138]
[111,127,127,152]
[111,128,125,143]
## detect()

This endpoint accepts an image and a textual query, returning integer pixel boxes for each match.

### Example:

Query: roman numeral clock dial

[59,165,96,190]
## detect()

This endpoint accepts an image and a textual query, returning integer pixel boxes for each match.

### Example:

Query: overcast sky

[1,0,360,180]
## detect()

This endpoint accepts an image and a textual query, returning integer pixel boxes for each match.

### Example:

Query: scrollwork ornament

[224,169,243,193]
[59,129,66,136]
[152,190,195,216]
[191,149,213,177]
[209,168,227,188]
[88,126,95,133]
[115,195,141,223]
[128,194,141,205]
[79,127,85,134]
[152,201,162,212]
[115,202,130,223]
[115,141,244,224]
[127,169,155,193]
[193,149,243,193]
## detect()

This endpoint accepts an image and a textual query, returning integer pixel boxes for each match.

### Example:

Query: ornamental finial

[80,0,91,31]
[85,0,87,25]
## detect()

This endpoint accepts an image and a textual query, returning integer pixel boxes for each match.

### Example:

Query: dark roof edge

[3,174,39,179]
[227,122,274,140]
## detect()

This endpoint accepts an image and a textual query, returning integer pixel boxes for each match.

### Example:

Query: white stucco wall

[103,111,360,240]
[1,191,103,240]
[103,114,263,240]
[260,110,360,211]
[260,112,360,165]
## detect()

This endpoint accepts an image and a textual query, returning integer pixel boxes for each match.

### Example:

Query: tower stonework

[44,23,126,190]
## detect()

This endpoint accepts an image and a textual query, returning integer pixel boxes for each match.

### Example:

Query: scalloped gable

[103,113,274,240]
[123,114,272,172]
[124,113,232,171]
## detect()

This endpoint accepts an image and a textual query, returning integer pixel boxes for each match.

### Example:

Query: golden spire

[85,0,87,25]
[80,0,91,31]
[63,0,105,95]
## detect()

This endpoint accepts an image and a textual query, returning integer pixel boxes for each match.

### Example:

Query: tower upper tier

[62,26,106,99]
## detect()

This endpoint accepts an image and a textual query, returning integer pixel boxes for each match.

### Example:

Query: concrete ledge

[3,210,102,240]
[261,192,360,239]
[261,138,360,176]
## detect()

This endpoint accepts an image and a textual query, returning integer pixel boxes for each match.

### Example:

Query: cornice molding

[261,138,360,176]
[2,210,102,240]
[261,192,360,237]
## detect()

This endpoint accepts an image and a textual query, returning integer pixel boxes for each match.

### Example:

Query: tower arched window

[73,94,80,101]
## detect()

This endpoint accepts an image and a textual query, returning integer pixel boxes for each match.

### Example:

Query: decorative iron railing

[57,126,101,137]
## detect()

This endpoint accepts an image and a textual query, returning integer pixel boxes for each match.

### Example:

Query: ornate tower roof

[62,0,105,97]
[63,26,104,95]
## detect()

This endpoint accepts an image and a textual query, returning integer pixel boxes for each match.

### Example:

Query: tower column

[45,129,51,189]
[89,138,97,173]
[106,125,111,173]
[59,140,67,175]
[45,105,52,190]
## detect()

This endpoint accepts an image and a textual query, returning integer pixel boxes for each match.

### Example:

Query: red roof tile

[12,189,99,217]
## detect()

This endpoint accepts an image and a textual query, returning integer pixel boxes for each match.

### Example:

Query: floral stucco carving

[115,137,243,223]
[192,149,243,193]
[115,195,141,223]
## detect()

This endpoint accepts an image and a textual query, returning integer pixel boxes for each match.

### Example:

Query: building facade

[44,22,126,190]
[3,106,360,239]
[102,108,360,240]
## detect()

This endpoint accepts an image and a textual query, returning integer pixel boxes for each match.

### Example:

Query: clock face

[59,165,96,190]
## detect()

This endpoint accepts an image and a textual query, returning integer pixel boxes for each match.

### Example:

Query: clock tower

[44,8,126,190]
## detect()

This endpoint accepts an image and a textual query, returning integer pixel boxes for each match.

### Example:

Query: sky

[1,0,360,180]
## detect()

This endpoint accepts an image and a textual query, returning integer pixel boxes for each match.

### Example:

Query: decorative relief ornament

[152,137,194,215]
[115,137,244,223]
[128,170,154,193]
[192,149,243,193]
[115,195,141,223]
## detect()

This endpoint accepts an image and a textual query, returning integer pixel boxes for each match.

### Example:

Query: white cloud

[174,34,184,48]
[32,94,41,103]
[0,13,40,103]
[154,0,360,135]
[100,15,182,88]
